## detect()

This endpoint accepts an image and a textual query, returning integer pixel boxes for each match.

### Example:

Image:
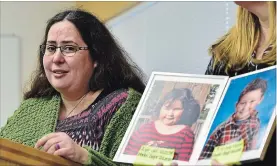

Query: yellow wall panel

[76,1,140,22]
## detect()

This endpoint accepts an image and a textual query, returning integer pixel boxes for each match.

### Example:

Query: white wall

[0,36,21,127]
[106,2,237,78]
[0,2,75,126]
[0,1,76,94]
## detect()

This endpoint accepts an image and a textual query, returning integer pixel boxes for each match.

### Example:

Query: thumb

[170,162,178,166]
[156,162,163,166]
[211,160,226,166]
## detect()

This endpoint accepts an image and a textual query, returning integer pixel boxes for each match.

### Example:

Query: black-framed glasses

[40,44,89,57]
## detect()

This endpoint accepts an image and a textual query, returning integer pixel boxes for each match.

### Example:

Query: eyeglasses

[40,44,89,57]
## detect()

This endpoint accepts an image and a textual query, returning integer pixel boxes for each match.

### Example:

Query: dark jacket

[205,56,276,166]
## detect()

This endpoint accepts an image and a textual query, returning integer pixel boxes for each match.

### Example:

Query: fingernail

[171,162,178,166]
[156,162,163,166]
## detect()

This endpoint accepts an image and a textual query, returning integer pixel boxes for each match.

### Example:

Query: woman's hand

[156,162,178,166]
[211,160,227,166]
[155,160,227,166]
[35,132,88,164]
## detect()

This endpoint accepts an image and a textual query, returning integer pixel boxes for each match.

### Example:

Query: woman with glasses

[0,9,145,165]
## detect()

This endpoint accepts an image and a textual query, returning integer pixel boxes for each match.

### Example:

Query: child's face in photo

[159,99,184,126]
[235,89,264,120]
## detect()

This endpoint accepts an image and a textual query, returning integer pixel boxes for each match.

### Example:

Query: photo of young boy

[200,77,271,159]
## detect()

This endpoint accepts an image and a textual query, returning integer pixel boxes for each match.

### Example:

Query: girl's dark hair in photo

[24,9,146,99]
[155,88,200,126]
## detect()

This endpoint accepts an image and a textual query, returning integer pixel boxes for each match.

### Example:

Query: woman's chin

[51,83,69,92]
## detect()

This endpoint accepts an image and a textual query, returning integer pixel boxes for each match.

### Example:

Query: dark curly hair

[155,88,200,126]
[238,78,267,102]
[24,9,146,99]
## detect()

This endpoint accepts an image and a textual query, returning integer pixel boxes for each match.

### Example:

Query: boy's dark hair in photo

[238,78,267,102]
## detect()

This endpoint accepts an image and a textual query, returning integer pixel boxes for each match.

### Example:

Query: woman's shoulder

[20,96,60,107]
[126,87,142,99]
[99,88,142,122]
[3,96,61,127]
[105,88,141,99]
[111,88,142,105]
[0,96,60,146]
[205,55,228,76]
[205,55,276,77]
[6,95,60,123]
[99,88,141,107]
[16,96,60,114]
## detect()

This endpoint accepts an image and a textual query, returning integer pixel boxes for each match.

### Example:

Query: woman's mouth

[52,69,69,78]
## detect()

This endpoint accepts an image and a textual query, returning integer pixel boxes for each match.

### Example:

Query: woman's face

[43,20,95,94]
[159,99,184,126]
[234,1,268,13]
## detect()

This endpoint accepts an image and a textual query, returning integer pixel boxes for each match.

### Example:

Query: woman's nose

[52,50,65,63]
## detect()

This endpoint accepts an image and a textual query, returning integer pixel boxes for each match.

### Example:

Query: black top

[205,55,276,166]
[55,88,128,151]
[205,55,275,77]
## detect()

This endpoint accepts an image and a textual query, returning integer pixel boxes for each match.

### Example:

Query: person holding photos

[200,78,267,159]
[204,1,276,166]
[124,88,200,161]
[0,9,145,166]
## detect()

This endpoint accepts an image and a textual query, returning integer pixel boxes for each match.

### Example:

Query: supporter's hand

[155,160,227,166]
[156,162,178,166]
[211,160,227,166]
[35,132,88,164]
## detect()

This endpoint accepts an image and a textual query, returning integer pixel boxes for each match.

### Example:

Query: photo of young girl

[123,88,200,161]
[113,72,229,165]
